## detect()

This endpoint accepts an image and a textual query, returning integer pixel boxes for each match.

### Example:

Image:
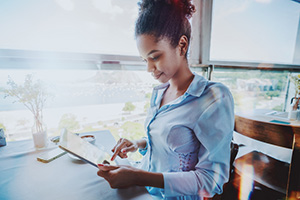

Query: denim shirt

[139,73,234,200]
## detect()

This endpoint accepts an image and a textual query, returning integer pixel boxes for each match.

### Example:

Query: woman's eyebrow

[147,50,160,56]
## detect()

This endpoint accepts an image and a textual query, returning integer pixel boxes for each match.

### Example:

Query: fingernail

[122,149,126,153]
[98,164,104,167]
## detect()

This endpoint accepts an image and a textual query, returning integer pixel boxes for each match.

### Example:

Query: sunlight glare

[239,164,254,200]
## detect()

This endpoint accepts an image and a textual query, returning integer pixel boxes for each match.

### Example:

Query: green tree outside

[144,101,150,113]
[0,123,6,132]
[123,102,136,112]
[121,121,145,140]
[80,125,98,133]
[266,91,280,100]
[272,104,283,111]
[145,93,152,99]
[120,121,146,161]
[58,113,80,132]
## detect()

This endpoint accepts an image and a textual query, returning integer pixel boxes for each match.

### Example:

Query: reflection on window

[210,0,300,65]
[0,69,159,150]
[210,68,289,113]
[1,68,292,141]
[0,0,139,55]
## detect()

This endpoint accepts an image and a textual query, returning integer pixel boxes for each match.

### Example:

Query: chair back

[235,114,296,148]
[234,111,300,199]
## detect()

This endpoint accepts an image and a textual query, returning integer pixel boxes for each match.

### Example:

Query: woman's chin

[154,74,169,83]
[157,77,169,84]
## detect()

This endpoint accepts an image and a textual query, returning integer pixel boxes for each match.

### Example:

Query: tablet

[58,129,116,167]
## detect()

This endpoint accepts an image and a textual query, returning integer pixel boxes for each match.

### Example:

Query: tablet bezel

[58,129,114,168]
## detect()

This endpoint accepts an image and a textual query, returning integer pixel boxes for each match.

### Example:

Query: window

[0,0,151,163]
[0,0,298,153]
[0,69,158,141]
[0,0,139,55]
[210,0,300,65]
[208,68,289,112]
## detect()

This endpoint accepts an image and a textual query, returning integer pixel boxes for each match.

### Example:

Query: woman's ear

[178,35,189,57]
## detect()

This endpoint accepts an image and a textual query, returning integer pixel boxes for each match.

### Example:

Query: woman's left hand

[97,164,140,188]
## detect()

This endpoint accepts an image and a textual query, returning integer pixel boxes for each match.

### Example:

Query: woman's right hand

[111,138,139,161]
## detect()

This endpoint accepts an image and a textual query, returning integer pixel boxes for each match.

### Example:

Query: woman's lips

[153,72,163,79]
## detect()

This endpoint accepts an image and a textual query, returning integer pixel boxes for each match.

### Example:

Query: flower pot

[0,129,6,147]
[32,131,48,149]
[32,120,48,149]
[288,110,298,121]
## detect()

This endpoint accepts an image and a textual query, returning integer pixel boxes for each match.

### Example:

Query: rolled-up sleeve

[163,90,234,197]
[138,137,149,156]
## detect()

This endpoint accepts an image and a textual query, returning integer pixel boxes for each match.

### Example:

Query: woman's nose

[147,62,155,73]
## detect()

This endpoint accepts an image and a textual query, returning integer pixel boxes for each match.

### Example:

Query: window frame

[0,0,299,71]
[189,0,300,70]
[0,49,146,70]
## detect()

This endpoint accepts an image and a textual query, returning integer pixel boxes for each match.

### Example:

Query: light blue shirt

[139,73,234,200]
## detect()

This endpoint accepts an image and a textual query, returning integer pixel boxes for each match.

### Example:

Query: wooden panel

[234,115,296,148]
[234,110,300,197]
[234,151,289,194]
[287,134,300,199]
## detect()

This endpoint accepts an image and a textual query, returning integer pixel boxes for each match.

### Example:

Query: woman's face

[136,34,183,83]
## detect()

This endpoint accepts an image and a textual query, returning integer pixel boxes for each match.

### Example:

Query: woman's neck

[169,63,194,93]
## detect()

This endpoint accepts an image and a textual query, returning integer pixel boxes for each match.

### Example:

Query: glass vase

[32,119,48,149]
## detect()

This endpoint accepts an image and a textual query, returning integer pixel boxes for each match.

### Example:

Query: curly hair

[135,0,196,49]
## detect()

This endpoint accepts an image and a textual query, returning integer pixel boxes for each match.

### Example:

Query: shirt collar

[153,82,169,91]
[151,73,208,107]
[153,73,207,95]
[185,73,208,97]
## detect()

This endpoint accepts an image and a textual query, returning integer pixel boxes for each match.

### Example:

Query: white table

[0,130,153,200]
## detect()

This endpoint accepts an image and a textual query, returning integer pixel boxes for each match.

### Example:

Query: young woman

[97,0,234,199]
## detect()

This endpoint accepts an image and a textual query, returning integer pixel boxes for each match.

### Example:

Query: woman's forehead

[136,34,173,56]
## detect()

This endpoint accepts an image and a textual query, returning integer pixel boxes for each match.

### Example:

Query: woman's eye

[152,55,160,61]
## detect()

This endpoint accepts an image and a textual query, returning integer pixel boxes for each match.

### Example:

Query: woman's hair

[135,0,196,49]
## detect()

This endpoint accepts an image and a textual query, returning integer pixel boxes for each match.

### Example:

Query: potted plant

[4,74,49,148]
[288,74,300,120]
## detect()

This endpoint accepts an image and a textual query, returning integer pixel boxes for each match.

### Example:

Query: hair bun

[178,0,196,19]
[138,0,196,19]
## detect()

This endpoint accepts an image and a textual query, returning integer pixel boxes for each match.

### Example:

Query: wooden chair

[234,113,300,199]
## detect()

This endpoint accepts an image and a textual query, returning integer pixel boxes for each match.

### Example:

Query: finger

[111,148,120,161]
[97,169,107,178]
[122,145,136,153]
[120,152,128,158]
[111,138,122,153]
[111,139,124,160]
[116,152,127,159]
[111,141,127,161]
[103,160,110,165]
[98,163,119,171]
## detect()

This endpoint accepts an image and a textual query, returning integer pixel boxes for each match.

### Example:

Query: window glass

[210,0,300,65]
[209,68,289,113]
[0,69,157,150]
[0,0,139,55]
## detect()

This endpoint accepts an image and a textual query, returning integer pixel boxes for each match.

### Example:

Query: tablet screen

[59,129,116,167]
